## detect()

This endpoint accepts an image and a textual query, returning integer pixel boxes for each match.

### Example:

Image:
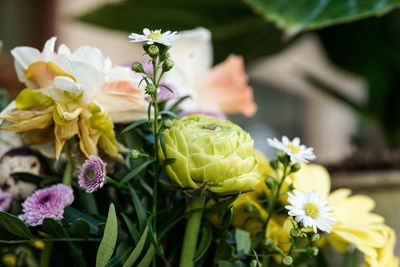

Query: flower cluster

[0,37,150,161]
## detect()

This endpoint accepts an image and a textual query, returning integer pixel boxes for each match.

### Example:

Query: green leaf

[217,261,232,267]
[128,185,147,232]
[121,119,149,134]
[161,158,176,167]
[107,241,131,267]
[204,195,238,217]
[119,160,153,185]
[71,219,90,239]
[122,227,149,267]
[214,239,234,264]
[0,211,33,239]
[342,248,359,267]
[136,244,155,267]
[64,207,101,235]
[221,206,233,230]
[121,213,141,244]
[96,203,118,267]
[194,223,213,262]
[43,218,67,238]
[159,133,167,158]
[246,0,400,35]
[235,229,251,254]
[159,110,177,118]
[139,177,153,196]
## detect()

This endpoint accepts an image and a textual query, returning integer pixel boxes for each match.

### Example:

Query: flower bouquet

[0,28,397,267]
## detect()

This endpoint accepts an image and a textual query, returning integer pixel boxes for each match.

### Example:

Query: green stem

[62,160,73,186]
[79,191,99,215]
[39,241,52,267]
[179,196,206,267]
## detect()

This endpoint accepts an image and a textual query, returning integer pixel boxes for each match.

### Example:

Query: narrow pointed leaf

[122,227,149,267]
[96,203,118,267]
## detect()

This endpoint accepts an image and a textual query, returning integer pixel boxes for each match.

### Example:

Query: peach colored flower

[197,55,257,117]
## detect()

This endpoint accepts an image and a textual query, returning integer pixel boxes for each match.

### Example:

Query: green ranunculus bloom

[159,114,260,193]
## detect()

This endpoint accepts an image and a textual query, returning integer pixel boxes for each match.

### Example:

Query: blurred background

[1,0,400,255]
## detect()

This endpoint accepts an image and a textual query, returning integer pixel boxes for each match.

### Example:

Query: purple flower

[78,156,106,193]
[0,190,12,211]
[158,83,179,102]
[19,184,74,226]
[179,110,228,120]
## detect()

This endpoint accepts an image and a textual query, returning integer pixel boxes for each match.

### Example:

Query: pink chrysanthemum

[19,184,74,226]
[0,190,12,211]
[78,156,106,193]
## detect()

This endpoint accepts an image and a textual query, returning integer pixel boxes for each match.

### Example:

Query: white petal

[58,44,71,55]
[42,37,57,60]
[11,46,42,69]
[54,76,81,93]
[72,46,105,72]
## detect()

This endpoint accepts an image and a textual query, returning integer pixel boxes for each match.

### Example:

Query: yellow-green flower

[159,114,260,193]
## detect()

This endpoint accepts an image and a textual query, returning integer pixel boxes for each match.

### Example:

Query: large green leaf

[122,227,149,267]
[246,0,400,35]
[0,211,33,239]
[96,203,118,267]
[76,0,285,63]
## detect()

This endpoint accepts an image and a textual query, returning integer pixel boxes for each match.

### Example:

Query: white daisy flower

[267,136,316,163]
[128,28,179,46]
[285,190,336,233]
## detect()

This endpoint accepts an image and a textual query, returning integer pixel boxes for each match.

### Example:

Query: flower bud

[147,45,159,58]
[145,84,157,94]
[131,61,144,73]
[265,176,276,191]
[306,247,319,256]
[130,149,140,159]
[250,260,258,267]
[264,238,275,247]
[290,163,301,173]
[269,159,279,170]
[282,256,293,265]
[162,59,174,72]
[164,119,173,129]
[290,228,301,238]
[310,233,320,242]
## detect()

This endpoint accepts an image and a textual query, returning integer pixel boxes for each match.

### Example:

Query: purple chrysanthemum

[0,190,12,211]
[19,184,74,226]
[179,110,228,120]
[78,156,106,193]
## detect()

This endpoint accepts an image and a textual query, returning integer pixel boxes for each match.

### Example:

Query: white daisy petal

[285,190,336,233]
[266,136,316,164]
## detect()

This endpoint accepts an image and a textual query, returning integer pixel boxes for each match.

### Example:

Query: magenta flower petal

[0,190,12,211]
[78,156,106,193]
[19,184,74,226]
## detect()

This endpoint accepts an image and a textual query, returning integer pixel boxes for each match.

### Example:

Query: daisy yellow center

[148,31,162,40]
[304,202,320,218]
[287,142,301,154]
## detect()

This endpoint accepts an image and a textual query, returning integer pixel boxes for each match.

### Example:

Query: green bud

[277,150,290,166]
[306,247,319,257]
[148,45,159,58]
[131,61,144,73]
[269,159,279,170]
[288,183,295,190]
[162,59,174,72]
[164,119,173,128]
[265,176,276,191]
[244,203,255,213]
[130,149,140,159]
[290,163,301,173]
[145,84,157,94]
[310,233,320,242]
[250,260,258,267]
[159,50,170,62]
[282,256,293,266]
[264,238,275,247]
[290,228,301,238]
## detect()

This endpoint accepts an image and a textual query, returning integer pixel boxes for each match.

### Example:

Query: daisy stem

[179,196,206,267]
[62,160,73,186]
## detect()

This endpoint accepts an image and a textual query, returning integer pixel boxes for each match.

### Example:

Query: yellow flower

[293,164,399,267]
[159,114,260,193]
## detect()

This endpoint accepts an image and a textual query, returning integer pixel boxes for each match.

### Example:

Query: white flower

[285,190,336,233]
[267,136,316,163]
[128,28,179,46]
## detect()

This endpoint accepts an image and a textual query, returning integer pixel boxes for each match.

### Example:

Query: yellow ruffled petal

[15,88,53,110]
[54,119,79,160]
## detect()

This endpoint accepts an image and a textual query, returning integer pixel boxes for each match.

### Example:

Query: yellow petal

[54,119,79,159]
[15,88,53,110]
[98,133,124,163]
[78,115,100,157]
[53,103,82,126]
[0,110,53,132]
